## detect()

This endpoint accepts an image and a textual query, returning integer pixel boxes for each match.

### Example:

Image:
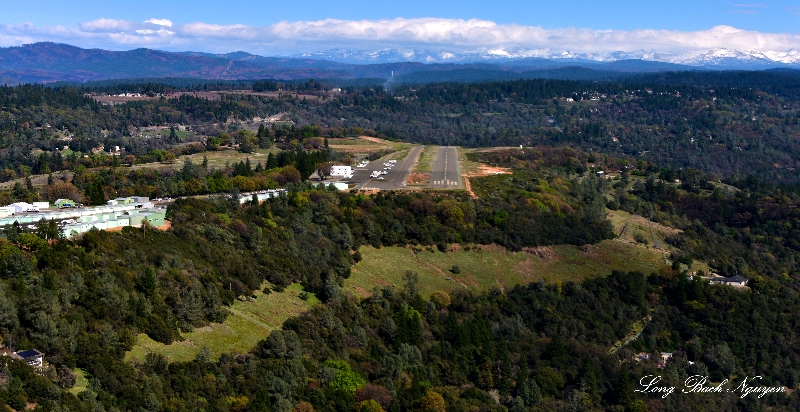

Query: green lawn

[68,368,89,396]
[125,283,317,363]
[346,240,667,298]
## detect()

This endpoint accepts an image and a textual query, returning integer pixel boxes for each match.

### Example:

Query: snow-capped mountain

[294,47,800,68]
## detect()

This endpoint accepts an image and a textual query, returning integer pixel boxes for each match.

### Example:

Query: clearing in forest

[346,239,667,298]
[125,283,317,363]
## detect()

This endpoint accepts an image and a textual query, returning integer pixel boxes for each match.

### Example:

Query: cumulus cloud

[0,17,799,55]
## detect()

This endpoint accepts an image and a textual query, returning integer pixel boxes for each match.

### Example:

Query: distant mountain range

[0,42,799,85]
[295,47,800,68]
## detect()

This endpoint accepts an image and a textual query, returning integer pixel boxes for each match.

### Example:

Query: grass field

[125,283,317,363]
[327,136,411,152]
[128,147,281,173]
[413,146,438,173]
[68,369,89,396]
[346,239,667,298]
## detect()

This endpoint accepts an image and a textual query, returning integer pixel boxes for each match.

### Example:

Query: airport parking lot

[349,146,424,190]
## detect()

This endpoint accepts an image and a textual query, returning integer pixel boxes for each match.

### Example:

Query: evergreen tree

[266,152,278,169]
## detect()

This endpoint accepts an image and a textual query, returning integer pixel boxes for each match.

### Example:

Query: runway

[428,146,461,189]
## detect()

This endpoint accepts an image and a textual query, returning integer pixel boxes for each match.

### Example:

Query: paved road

[350,146,424,190]
[429,146,460,188]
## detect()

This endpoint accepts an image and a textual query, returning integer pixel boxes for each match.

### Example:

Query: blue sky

[1,0,799,54]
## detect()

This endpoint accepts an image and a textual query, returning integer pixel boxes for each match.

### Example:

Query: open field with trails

[346,238,667,299]
[125,283,317,363]
[606,209,711,273]
[122,212,681,364]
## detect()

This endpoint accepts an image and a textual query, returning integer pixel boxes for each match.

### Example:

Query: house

[709,275,748,287]
[14,349,44,367]
[330,166,353,177]
[9,202,38,213]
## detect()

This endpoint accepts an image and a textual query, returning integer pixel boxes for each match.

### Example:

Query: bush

[450,265,461,274]
[330,370,365,393]
[419,391,445,412]
[356,400,384,412]
[430,291,452,309]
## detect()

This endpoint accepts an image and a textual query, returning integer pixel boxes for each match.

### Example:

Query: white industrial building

[0,197,167,238]
[9,202,39,213]
[330,166,353,177]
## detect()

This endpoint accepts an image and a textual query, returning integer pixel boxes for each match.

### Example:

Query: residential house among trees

[709,275,748,288]
[14,349,44,367]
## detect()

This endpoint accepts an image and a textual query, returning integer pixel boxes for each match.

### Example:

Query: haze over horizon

[2,0,800,57]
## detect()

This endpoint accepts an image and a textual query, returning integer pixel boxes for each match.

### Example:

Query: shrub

[430,291,452,309]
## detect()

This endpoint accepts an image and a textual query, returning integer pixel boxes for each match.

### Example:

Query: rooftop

[16,349,43,359]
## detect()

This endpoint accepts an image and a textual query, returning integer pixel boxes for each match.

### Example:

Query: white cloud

[0,17,798,55]
[144,18,173,27]
[80,18,137,33]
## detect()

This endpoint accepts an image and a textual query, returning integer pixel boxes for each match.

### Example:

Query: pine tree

[266,153,278,169]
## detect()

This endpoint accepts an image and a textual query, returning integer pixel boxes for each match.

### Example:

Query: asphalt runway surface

[428,146,461,188]
[350,145,424,190]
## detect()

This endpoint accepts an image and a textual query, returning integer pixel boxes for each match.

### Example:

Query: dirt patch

[523,246,557,260]
[407,172,430,185]
[373,278,392,287]
[358,135,393,144]
[104,219,171,233]
[461,275,479,288]
[349,285,371,297]
[514,258,536,277]
[463,175,477,198]
[472,165,512,176]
